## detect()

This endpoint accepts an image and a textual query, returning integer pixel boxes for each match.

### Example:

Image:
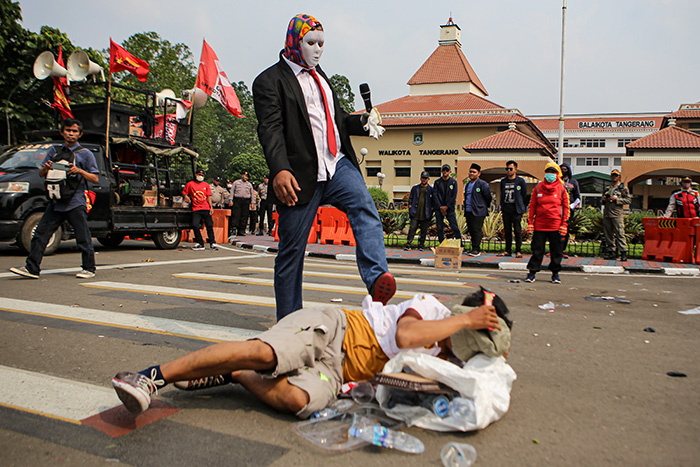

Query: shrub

[378,209,408,234]
[368,187,389,207]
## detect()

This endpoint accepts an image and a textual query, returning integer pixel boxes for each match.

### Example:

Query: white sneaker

[76,270,95,279]
[210,243,219,250]
[10,266,39,279]
[191,244,205,251]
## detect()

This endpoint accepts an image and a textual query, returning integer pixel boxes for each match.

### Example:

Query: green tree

[329,74,356,113]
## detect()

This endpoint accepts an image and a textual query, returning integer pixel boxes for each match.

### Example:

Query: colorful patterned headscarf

[283,14,322,68]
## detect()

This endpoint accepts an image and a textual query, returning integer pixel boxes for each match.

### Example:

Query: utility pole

[557,0,567,165]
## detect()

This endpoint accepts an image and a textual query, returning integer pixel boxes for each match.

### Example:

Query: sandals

[497,252,511,257]
[515,252,523,258]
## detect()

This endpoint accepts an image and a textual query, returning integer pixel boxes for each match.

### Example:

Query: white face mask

[227,184,233,189]
[195,175,204,182]
[301,30,324,68]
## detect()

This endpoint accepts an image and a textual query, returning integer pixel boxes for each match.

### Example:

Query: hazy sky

[18,0,700,116]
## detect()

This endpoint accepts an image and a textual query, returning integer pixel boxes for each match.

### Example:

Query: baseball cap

[441,164,451,171]
[195,168,205,174]
[611,169,621,176]
[420,171,430,179]
[681,176,692,183]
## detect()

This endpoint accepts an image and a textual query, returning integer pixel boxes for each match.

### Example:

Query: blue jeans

[435,209,462,242]
[275,157,388,320]
[26,204,95,275]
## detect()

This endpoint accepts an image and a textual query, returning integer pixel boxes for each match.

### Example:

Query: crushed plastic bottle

[348,414,425,454]
[310,408,339,419]
[441,442,477,467]
[350,381,375,404]
[448,397,476,424]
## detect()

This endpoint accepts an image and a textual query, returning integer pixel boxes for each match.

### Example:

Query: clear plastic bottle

[449,397,476,423]
[348,415,425,454]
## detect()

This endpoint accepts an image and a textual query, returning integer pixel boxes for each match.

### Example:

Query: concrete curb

[231,240,700,275]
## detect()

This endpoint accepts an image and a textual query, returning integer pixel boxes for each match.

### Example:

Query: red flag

[52,45,73,119]
[196,40,242,117]
[109,39,150,82]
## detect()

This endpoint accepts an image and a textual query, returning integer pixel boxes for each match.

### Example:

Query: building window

[580,138,606,148]
[576,157,609,167]
[563,157,572,165]
[613,157,622,166]
[549,139,570,148]
[395,167,411,177]
[365,160,381,177]
[617,138,636,147]
[425,167,442,178]
[688,123,700,135]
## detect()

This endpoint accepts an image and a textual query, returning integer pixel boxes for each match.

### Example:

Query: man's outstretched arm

[394,305,500,350]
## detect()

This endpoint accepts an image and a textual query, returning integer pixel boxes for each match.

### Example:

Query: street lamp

[377,172,386,189]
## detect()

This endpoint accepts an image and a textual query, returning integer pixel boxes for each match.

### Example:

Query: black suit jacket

[253,53,368,205]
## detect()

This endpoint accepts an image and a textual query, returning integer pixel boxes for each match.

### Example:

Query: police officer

[602,169,631,261]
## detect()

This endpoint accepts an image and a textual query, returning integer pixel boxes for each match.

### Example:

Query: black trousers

[231,197,250,234]
[192,210,215,245]
[502,210,522,254]
[465,212,485,252]
[561,208,574,252]
[258,199,273,232]
[527,230,563,273]
[406,217,430,247]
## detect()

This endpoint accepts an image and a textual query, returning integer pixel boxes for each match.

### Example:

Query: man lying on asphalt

[112,292,510,418]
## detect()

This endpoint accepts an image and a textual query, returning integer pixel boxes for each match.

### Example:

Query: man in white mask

[253,14,393,320]
[183,168,217,251]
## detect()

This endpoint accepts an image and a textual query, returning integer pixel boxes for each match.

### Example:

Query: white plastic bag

[376,351,517,432]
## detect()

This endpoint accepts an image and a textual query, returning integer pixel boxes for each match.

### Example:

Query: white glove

[363,107,385,140]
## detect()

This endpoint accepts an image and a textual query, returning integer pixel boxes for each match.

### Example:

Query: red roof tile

[463,129,552,155]
[667,103,700,119]
[407,44,488,95]
[376,93,528,126]
[627,125,700,149]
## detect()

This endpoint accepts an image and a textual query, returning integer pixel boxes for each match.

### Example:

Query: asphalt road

[0,239,698,466]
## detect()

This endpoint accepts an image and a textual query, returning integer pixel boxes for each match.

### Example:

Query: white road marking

[172,272,416,298]
[80,281,331,309]
[0,297,261,342]
[237,267,477,288]
[0,252,264,279]
[0,365,118,423]
[302,259,496,278]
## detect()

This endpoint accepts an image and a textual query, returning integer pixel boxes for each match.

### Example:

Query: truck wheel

[152,230,181,249]
[19,212,63,256]
[97,234,125,248]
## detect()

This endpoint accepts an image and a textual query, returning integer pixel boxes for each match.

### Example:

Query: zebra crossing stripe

[0,297,261,342]
[171,273,416,298]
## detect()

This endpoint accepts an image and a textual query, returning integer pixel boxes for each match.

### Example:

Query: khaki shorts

[256,306,347,418]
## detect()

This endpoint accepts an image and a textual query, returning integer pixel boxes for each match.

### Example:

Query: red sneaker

[370,272,396,305]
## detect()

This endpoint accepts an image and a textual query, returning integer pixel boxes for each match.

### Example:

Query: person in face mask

[252,14,394,320]
[183,168,217,251]
[524,163,569,284]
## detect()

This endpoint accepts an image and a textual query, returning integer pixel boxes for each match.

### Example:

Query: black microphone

[359,83,372,112]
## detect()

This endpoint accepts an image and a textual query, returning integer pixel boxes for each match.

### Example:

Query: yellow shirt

[342,309,389,382]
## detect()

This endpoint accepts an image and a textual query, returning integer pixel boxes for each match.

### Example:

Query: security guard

[663,176,700,218]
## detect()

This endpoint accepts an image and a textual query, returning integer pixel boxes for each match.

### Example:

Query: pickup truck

[0,132,196,254]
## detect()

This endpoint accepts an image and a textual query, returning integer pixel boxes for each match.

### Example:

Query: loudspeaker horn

[181,88,208,109]
[33,51,67,80]
[67,50,104,82]
[155,88,176,107]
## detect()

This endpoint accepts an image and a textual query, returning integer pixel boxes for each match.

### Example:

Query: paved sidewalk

[230,234,700,276]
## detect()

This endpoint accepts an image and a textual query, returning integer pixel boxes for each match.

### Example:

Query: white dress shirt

[283,56,344,181]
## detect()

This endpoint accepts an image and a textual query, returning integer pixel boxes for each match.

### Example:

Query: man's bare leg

[160,339,276,382]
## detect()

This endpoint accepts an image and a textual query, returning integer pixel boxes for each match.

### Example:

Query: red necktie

[308,69,338,157]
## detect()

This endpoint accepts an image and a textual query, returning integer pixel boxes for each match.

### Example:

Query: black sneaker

[620,252,627,262]
[524,272,536,283]
[468,251,481,257]
[551,273,561,284]
[174,375,230,391]
[112,371,163,414]
[210,243,219,250]
[9,266,39,279]
[404,244,413,251]
[191,244,205,251]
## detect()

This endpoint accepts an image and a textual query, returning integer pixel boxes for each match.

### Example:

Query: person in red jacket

[524,162,569,284]
[183,168,217,251]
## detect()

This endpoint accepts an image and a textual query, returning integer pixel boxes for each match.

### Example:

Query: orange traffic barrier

[319,207,356,246]
[272,210,319,243]
[692,218,700,264]
[642,217,695,263]
[183,209,231,244]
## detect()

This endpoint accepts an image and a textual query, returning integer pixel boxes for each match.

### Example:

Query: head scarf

[283,14,322,68]
[544,161,564,185]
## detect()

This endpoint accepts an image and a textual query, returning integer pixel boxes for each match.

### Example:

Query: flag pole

[187,39,204,127]
[105,75,112,159]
